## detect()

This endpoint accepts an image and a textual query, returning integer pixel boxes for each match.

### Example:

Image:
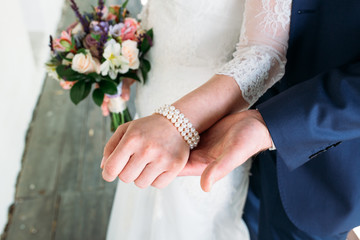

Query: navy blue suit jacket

[256,0,360,236]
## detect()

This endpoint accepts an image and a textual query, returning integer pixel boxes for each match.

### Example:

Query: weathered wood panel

[54,190,115,240]
[5,196,57,240]
[4,1,142,239]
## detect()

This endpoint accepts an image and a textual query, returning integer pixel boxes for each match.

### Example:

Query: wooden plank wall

[3,1,141,240]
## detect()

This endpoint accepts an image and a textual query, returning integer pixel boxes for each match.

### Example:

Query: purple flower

[83,34,100,59]
[91,21,109,33]
[69,0,90,33]
[89,21,110,58]
[97,0,105,20]
[109,23,125,37]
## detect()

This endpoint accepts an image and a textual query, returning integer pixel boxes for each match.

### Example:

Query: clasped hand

[101,114,190,189]
[101,110,272,191]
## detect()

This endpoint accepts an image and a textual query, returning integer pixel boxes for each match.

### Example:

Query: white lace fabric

[217,0,292,106]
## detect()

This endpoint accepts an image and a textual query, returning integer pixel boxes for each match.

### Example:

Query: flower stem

[111,112,120,131]
[124,108,132,122]
[120,112,125,125]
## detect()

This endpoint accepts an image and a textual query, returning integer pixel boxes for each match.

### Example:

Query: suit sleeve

[257,61,360,171]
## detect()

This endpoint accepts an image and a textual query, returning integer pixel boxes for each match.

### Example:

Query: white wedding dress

[106,0,291,239]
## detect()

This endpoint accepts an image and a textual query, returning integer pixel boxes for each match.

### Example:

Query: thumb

[200,151,243,192]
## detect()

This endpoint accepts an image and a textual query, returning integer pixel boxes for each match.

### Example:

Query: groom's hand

[179,110,273,192]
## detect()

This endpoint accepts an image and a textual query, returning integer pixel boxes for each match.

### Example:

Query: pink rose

[121,18,140,41]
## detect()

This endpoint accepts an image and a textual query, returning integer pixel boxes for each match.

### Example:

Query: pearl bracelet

[155,105,200,149]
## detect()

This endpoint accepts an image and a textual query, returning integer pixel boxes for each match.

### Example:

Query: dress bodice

[139,0,291,110]
[140,0,245,69]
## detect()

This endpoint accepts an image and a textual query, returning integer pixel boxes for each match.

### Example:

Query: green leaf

[139,58,151,83]
[139,29,153,56]
[71,36,76,50]
[91,33,101,42]
[92,88,104,106]
[76,48,87,55]
[120,72,141,82]
[140,39,150,55]
[141,58,151,72]
[88,72,102,82]
[83,82,92,99]
[99,80,118,95]
[56,65,79,81]
[122,0,129,9]
[140,66,148,83]
[146,28,153,40]
[123,108,132,122]
[70,81,86,105]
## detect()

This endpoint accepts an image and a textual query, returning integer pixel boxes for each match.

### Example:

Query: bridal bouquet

[46,0,153,131]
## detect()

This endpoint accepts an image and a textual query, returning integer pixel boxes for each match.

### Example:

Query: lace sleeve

[217,0,292,106]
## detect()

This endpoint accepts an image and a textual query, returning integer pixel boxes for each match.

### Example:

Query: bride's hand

[179,110,273,192]
[101,114,190,189]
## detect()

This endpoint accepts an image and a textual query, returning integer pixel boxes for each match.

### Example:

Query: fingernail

[100,157,105,169]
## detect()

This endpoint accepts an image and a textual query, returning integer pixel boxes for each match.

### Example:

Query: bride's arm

[101,0,292,188]
[172,75,247,133]
[175,0,292,132]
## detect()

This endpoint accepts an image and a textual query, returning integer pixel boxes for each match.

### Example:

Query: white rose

[108,96,126,113]
[121,40,140,70]
[71,51,100,74]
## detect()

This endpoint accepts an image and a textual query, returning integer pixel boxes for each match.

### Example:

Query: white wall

[0,0,64,233]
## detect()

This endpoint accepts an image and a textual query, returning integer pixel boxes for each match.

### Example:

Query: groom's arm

[258,61,360,171]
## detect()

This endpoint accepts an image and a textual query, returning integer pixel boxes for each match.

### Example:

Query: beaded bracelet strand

[155,105,200,149]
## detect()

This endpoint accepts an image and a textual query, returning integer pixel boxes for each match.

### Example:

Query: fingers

[178,151,212,176]
[101,122,130,169]
[118,154,149,183]
[134,162,165,189]
[151,171,178,189]
[102,129,139,182]
[201,150,246,192]
[200,161,218,192]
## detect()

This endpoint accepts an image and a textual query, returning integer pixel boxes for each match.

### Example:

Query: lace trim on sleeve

[217,45,286,106]
[217,0,291,106]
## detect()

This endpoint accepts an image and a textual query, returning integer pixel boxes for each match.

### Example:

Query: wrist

[155,105,200,149]
[171,75,245,133]
[253,110,274,151]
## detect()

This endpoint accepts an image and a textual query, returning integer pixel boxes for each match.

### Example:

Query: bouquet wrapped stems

[110,107,132,132]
